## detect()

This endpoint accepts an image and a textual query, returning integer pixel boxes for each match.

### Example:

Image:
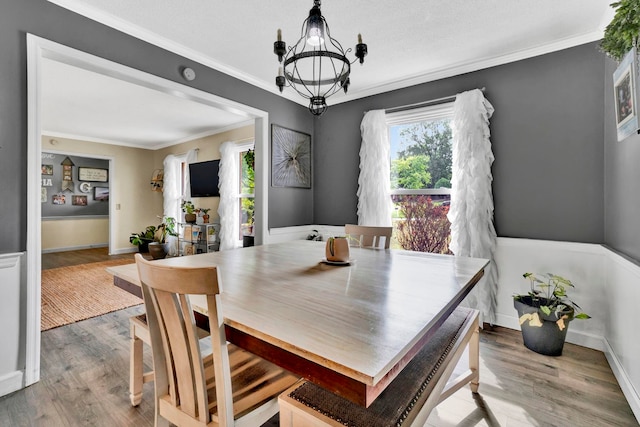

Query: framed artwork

[72,195,88,206]
[52,194,66,205]
[271,124,311,188]
[41,188,47,203]
[94,186,109,201]
[41,164,53,175]
[613,48,640,141]
[78,167,109,182]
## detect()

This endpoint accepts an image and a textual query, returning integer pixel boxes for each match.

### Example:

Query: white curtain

[447,89,498,324]
[163,148,197,256]
[217,141,238,250]
[357,110,393,226]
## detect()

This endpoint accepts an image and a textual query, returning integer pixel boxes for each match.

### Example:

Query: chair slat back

[135,254,233,426]
[345,224,393,249]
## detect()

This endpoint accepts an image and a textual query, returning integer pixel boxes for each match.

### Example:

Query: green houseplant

[181,200,197,223]
[601,0,640,61]
[130,217,177,257]
[129,225,156,253]
[514,272,590,356]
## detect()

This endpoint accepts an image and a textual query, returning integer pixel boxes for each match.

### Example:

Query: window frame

[386,101,454,197]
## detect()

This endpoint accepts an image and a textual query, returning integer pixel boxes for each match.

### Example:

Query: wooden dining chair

[279,307,480,427]
[134,254,299,427]
[344,224,393,249]
[129,312,210,406]
[128,313,154,406]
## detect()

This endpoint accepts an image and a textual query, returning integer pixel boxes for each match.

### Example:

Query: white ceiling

[44,0,614,149]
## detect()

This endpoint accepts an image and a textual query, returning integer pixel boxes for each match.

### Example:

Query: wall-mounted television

[189,160,220,197]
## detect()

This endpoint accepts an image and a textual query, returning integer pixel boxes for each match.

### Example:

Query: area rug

[41,259,142,331]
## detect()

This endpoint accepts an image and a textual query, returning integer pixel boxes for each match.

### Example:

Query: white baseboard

[494,313,606,352]
[110,247,138,255]
[604,338,640,422]
[42,243,108,253]
[0,370,24,398]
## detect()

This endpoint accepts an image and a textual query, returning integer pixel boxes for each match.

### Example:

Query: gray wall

[604,56,640,261]
[314,42,606,244]
[0,0,314,254]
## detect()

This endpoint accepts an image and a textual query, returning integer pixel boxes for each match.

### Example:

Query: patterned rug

[41,259,142,331]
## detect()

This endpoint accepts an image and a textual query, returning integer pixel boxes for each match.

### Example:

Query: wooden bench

[279,307,480,427]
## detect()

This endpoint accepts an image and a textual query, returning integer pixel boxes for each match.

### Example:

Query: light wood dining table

[108,240,488,407]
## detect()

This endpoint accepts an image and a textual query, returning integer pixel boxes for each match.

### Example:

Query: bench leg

[130,334,144,406]
[469,326,480,393]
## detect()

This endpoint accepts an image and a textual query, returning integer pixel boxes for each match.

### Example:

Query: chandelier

[273,0,368,116]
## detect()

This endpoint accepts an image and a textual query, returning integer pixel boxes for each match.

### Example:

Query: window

[387,103,454,254]
[239,148,255,240]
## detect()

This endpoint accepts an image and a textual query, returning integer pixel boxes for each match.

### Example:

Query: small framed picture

[613,48,640,141]
[52,194,66,205]
[72,195,88,206]
[41,164,53,175]
[94,186,109,201]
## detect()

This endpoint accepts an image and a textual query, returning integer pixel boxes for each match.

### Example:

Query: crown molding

[334,30,606,105]
[48,0,608,108]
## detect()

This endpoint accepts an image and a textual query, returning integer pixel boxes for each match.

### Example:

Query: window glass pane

[389,114,453,254]
[390,119,452,190]
[239,149,255,240]
[240,150,255,195]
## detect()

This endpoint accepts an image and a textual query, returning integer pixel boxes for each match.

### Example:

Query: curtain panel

[163,148,197,256]
[357,110,393,226]
[448,89,498,324]
[217,141,238,251]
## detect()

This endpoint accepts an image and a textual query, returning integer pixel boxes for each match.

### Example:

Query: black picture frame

[93,186,109,201]
[78,167,109,182]
[271,124,311,188]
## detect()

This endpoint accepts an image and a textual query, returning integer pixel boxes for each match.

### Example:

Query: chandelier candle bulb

[358,33,362,44]
[277,29,282,42]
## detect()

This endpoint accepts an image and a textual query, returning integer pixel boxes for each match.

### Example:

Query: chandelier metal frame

[274,0,368,116]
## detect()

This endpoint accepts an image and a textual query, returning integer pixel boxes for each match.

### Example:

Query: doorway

[26,34,269,387]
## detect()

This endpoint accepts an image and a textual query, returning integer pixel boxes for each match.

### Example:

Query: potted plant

[601,0,640,61]
[181,200,197,223]
[129,225,156,253]
[200,208,211,223]
[513,272,590,356]
[147,216,178,259]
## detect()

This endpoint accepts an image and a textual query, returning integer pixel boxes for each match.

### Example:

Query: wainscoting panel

[493,238,606,351]
[0,253,25,398]
[604,249,640,421]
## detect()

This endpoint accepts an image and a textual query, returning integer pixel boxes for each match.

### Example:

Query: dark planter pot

[148,242,167,260]
[184,213,197,224]
[514,296,573,356]
[137,238,153,253]
[242,235,255,248]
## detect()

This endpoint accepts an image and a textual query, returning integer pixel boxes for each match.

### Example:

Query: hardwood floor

[1,249,633,426]
[41,247,136,270]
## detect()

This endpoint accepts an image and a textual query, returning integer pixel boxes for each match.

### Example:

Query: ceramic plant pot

[148,242,167,260]
[514,296,573,356]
